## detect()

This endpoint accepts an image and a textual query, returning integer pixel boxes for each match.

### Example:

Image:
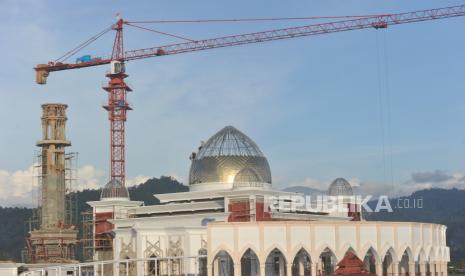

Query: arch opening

[363,247,378,274]
[241,248,260,276]
[399,249,412,276]
[292,248,312,276]
[147,254,161,276]
[198,248,208,276]
[319,247,337,276]
[212,250,234,276]
[265,248,287,276]
[383,248,396,276]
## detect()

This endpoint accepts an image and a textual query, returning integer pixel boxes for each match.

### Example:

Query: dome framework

[101,179,130,200]
[189,126,271,188]
[327,178,353,196]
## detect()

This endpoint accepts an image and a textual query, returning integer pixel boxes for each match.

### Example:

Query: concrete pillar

[409,262,416,276]
[212,258,219,276]
[136,233,143,276]
[393,262,400,276]
[311,262,318,276]
[234,263,241,276]
[430,262,436,276]
[438,262,445,276]
[376,262,383,276]
[420,262,426,276]
[260,264,266,276]
[287,262,293,276]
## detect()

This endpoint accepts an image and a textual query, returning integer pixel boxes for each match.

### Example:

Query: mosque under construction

[1,105,449,276]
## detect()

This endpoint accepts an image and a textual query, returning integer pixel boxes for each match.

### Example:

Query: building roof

[101,179,130,200]
[189,126,272,189]
[196,125,265,158]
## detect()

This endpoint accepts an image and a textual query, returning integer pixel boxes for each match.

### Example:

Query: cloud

[0,166,35,206]
[409,170,465,190]
[284,177,362,192]
[283,170,465,198]
[77,165,105,190]
[285,177,328,191]
[411,170,453,183]
[126,175,151,187]
[0,165,151,207]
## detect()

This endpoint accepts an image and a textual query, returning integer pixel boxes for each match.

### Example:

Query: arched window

[292,248,312,276]
[399,249,412,276]
[212,250,234,276]
[198,248,208,276]
[319,248,336,276]
[363,247,378,274]
[120,256,136,276]
[148,254,161,276]
[383,248,396,276]
[241,249,260,276]
[265,248,287,276]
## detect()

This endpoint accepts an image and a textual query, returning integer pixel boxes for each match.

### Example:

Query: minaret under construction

[26,103,78,263]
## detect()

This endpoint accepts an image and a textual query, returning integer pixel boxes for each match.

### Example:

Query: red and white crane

[34,5,465,189]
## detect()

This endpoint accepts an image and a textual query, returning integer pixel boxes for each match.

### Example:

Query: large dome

[189,126,272,190]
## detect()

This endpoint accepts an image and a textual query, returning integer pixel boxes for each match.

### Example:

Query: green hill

[1,178,464,264]
[0,176,187,262]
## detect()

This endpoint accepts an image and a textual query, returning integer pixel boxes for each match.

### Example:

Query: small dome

[328,178,353,196]
[101,179,129,200]
[189,126,271,190]
[234,168,262,183]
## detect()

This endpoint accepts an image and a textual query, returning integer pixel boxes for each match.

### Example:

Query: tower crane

[34,5,465,191]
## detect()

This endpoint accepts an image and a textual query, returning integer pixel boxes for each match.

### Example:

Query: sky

[1,0,465,206]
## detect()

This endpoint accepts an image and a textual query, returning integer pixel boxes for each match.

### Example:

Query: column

[287,262,293,276]
[234,263,241,276]
[207,264,213,276]
[136,234,144,276]
[376,262,383,276]
[443,262,448,276]
[260,264,266,276]
[420,262,426,276]
[393,262,400,276]
[311,262,318,276]
[437,262,444,276]
[212,258,219,276]
[430,262,436,276]
[409,262,416,276]
[113,238,121,276]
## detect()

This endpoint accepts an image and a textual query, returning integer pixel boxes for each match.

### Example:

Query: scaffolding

[81,210,94,261]
[65,152,79,227]
[23,150,79,263]
[80,208,114,262]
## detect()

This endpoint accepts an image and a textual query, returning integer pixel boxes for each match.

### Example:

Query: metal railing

[21,255,207,276]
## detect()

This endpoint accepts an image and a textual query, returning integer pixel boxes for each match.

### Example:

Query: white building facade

[84,126,450,276]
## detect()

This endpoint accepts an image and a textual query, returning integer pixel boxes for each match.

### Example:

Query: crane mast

[102,19,131,186]
[34,4,465,195]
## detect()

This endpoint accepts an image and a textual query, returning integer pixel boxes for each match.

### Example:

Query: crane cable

[124,22,195,42]
[383,31,395,189]
[54,25,113,63]
[376,29,395,189]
